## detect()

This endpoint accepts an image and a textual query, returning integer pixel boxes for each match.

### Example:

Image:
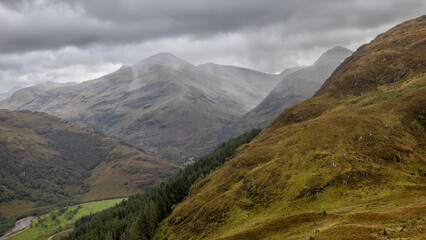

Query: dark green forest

[0,130,112,235]
[0,130,110,207]
[63,128,261,240]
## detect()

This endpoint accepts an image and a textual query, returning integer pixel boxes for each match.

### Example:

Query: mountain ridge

[197,62,283,110]
[226,46,353,137]
[0,86,23,101]
[0,82,76,110]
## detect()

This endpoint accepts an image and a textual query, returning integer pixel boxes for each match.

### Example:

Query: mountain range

[7,49,346,165]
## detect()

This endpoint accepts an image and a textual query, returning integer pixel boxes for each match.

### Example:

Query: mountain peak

[135,52,193,71]
[315,15,425,97]
[142,52,189,64]
[314,46,353,66]
[147,52,180,60]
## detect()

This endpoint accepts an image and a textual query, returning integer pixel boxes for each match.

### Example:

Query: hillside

[227,47,352,136]
[197,63,282,110]
[19,53,279,165]
[0,110,179,216]
[154,16,426,239]
[0,82,76,110]
[61,129,261,240]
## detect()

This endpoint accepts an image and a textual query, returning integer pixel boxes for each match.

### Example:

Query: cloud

[0,0,424,92]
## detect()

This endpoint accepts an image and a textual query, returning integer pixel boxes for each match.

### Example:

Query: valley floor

[2,198,125,240]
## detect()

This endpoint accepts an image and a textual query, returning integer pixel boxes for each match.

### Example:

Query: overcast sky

[0,0,424,92]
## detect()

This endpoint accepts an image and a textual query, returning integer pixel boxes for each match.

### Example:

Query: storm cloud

[0,0,424,91]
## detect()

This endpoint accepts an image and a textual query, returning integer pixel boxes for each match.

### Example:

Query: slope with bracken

[0,110,179,214]
[155,15,426,240]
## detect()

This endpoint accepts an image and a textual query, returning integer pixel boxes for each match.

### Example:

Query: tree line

[63,128,261,240]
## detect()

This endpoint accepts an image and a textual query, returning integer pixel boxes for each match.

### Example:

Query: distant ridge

[0,86,23,101]
[226,46,352,137]
[0,81,76,110]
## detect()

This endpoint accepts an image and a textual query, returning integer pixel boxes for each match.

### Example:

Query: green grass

[5,198,125,240]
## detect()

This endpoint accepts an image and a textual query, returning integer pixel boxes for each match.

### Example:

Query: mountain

[0,86,23,101]
[19,53,280,165]
[0,109,179,210]
[227,46,352,136]
[152,15,426,239]
[0,82,76,110]
[197,63,282,110]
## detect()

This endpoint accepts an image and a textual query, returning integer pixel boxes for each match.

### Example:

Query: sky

[0,0,424,92]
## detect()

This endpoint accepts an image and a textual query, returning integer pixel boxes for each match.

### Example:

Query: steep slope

[62,129,261,240]
[0,109,179,209]
[228,47,352,136]
[197,63,282,110]
[0,82,76,110]
[0,86,23,101]
[21,53,247,165]
[155,16,426,240]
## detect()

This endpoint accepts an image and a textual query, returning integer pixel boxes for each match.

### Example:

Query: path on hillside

[48,229,73,240]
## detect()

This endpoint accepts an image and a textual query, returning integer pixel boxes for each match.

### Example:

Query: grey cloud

[0,0,425,92]
[1,0,424,53]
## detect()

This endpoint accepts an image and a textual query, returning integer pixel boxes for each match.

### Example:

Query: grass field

[5,198,125,240]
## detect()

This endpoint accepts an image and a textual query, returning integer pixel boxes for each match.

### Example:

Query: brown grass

[154,15,426,240]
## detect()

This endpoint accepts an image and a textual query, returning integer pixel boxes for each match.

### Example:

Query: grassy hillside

[5,198,124,240]
[0,110,179,235]
[154,15,426,239]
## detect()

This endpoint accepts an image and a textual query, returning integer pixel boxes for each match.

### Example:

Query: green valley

[5,198,125,240]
